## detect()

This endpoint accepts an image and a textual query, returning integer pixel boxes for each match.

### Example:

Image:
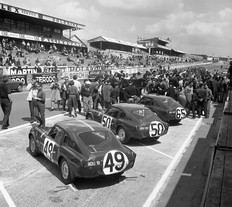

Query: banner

[8,74,27,85]
[62,71,89,80]
[32,73,57,84]
[10,67,38,75]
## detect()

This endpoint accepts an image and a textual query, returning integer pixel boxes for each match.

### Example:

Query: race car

[86,103,169,144]
[0,76,23,92]
[28,119,136,184]
[137,94,187,123]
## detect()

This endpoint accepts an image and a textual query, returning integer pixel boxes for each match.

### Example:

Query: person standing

[204,83,213,118]
[184,82,193,117]
[80,80,93,114]
[73,75,82,113]
[102,79,113,110]
[60,76,69,111]
[67,80,79,117]
[196,82,207,118]
[33,82,46,128]
[50,78,61,110]
[26,78,38,123]
[0,76,12,129]
[111,83,120,104]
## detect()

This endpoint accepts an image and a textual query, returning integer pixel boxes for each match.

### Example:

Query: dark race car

[86,103,169,144]
[0,76,23,92]
[28,119,136,184]
[137,94,187,124]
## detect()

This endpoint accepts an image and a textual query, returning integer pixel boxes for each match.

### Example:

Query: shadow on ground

[157,102,224,207]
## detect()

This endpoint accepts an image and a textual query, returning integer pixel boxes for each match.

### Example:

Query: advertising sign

[32,73,57,84]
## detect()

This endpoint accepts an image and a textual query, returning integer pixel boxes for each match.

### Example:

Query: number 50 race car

[28,119,136,184]
[86,103,169,144]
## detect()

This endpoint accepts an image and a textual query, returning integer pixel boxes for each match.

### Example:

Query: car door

[101,107,120,134]
[42,126,63,164]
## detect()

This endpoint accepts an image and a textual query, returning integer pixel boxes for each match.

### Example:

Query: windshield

[79,131,121,152]
[157,97,179,109]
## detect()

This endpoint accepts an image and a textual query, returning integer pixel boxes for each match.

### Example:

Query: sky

[2,0,232,57]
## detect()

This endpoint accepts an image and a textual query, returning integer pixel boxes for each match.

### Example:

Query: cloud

[186,21,224,36]
[218,7,232,19]
[97,0,182,17]
[128,25,136,33]
[145,10,229,37]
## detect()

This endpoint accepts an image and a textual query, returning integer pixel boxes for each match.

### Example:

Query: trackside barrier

[201,89,232,207]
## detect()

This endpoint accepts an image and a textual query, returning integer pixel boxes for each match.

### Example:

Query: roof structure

[88,36,147,50]
[0,2,85,30]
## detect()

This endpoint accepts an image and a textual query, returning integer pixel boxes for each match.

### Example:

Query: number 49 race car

[28,119,136,184]
[86,103,169,144]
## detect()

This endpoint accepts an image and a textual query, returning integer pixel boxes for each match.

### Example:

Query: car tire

[29,135,39,157]
[86,114,93,120]
[60,158,73,184]
[17,84,23,92]
[117,127,130,144]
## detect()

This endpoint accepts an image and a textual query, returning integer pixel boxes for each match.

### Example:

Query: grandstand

[137,37,185,57]
[0,2,206,79]
[0,2,87,56]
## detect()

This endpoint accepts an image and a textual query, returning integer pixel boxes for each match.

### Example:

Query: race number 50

[149,121,164,137]
[101,115,112,129]
[103,150,129,175]
[43,138,55,161]
[176,107,187,119]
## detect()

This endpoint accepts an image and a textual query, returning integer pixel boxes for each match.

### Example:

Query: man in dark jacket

[0,76,12,129]
[196,82,207,118]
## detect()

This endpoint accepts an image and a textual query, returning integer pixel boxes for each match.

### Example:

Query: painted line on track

[0,114,65,135]
[138,143,174,159]
[0,182,16,207]
[143,117,203,207]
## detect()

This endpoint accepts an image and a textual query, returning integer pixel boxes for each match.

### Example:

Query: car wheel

[117,127,130,144]
[86,114,93,120]
[60,158,73,184]
[29,135,39,157]
[17,84,23,92]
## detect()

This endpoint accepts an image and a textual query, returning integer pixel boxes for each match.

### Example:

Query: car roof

[56,119,108,134]
[112,103,148,110]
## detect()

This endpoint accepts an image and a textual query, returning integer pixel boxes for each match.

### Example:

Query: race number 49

[175,107,187,119]
[103,150,129,175]
[43,138,56,161]
[101,115,112,129]
[149,121,164,137]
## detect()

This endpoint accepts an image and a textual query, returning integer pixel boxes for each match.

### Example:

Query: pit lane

[0,113,202,207]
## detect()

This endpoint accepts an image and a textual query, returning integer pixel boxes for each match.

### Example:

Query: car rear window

[159,97,178,108]
[132,108,149,117]
[79,131,121,152]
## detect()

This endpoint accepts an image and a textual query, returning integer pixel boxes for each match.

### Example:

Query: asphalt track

[0,108,211,207]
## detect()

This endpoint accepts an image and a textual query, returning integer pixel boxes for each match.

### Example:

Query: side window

[49,126,58,139]
[54,130,65,144]
[139,97,151,105]
[105,107,120,118]
[118,110,126,119]
[153,100,160,107]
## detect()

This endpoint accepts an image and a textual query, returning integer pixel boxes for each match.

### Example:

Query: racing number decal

[101,115,112,129]
[149,121,164,137]
[175,107,187,119]
[103,150,129,175]
[43,138,56,161]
